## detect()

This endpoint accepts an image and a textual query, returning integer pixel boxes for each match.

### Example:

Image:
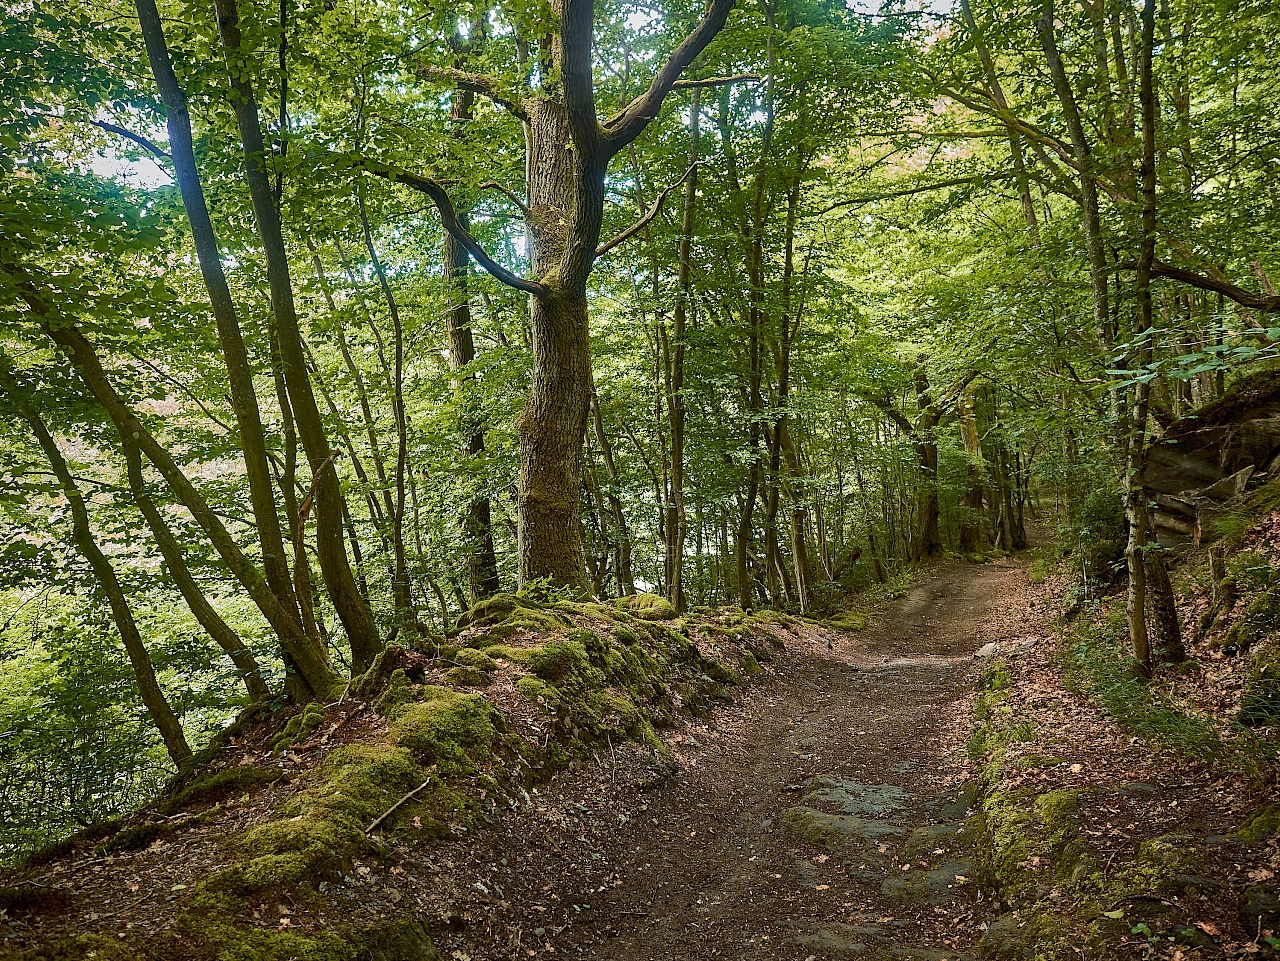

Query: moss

[1232,801,1280,842]
[389,687,500,774]
[18,933,132,960]
[452,648,497,672]
[374,669,414,715]
[615,593,678,621]
[455,593,568,633]
[164,766,286,813]
[95,820,169,853]
[516,675,562,712]
[823,611,870,633]
[614,626,640,645]
[1226,590,1280,653]
[740,651,762,675]
[524,639,595,684]
[177,919,359,961]
[272,701,327,752]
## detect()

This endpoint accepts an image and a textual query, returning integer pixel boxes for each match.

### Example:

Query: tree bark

[214,0,381,672]
[24,409,192,766]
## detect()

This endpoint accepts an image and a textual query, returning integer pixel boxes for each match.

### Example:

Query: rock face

[1143,370,1280,549]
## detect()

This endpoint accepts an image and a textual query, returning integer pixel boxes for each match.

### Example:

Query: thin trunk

[590,391,636,595]
[42,318,338,698]
[1039,0,1116,421]
[214,0,381,671]
[358,188,417,626]
[132,0,298,620]
[664,92,698,612]
[1125,0,1159,676]
[122,439,270,702]
[443,215,501,603]
[25,410,192,766]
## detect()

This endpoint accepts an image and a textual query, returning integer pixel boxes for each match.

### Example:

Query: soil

[405,558,1035,960]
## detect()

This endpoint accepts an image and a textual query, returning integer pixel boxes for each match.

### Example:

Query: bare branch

[416,63,527,121]
[603,0,736,154]
[1150,259,1280,312]
[91,120,171,161]
[595,162,699,259]
[354,155,548,297]
[815,171,1020,216]
[479,181,532,219]
[671,73,760,90]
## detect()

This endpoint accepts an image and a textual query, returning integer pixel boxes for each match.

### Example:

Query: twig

[365,776,434,833]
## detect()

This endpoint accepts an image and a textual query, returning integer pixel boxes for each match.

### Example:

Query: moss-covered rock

[272,701,327,752]
[388,687,501,775]
[1232,801,1280,842]
[615,593,678,621]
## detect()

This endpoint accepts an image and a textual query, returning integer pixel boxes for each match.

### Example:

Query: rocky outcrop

[1143,369,1280,549]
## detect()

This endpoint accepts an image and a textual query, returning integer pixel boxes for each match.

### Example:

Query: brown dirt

[401,558,1040,960]
[0,556,1134,961]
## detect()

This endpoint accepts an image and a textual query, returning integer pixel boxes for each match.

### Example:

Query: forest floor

[406,558,1032,961]
[4,554,1278,960]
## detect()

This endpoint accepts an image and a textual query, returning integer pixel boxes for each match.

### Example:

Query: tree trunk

[957,380,985,554]
[443,229,501,607]
[214,0,381,672]
[25,410,192,766]
[664,89,699,613]
[133,0,299,622]
[123,439,270,702]
[42,318,339,698]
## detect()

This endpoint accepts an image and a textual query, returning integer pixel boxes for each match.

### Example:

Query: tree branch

[1150,259,1280,312]
[354,156,548,297]
[815,171,1020,216]
[479,180,532,219]
[603,0,736,154]
[91,120,171,161]
[595,162,699,258]
[671,73,760,89]
[416,63,527,121]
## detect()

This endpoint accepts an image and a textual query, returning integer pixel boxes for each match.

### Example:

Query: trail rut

[426,558,1050,960]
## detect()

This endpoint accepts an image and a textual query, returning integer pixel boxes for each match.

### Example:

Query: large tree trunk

[214,0,382,672]
[25,410,192,766]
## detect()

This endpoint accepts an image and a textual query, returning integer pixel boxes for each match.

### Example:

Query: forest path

[432,557,1049,961]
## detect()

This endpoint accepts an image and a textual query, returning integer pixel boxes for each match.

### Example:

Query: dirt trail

[425,558,1046,961]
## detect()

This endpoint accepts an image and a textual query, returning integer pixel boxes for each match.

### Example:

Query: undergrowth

[1058,605,1275,775]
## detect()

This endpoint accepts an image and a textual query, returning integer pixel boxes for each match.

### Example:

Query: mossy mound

[454,593,570,637]
[272,701,327,752]
[1232,801,1280,842]
[163,765,288,813]
[614,592,678,620]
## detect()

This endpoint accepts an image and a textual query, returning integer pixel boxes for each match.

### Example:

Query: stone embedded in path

[879,860,974,905]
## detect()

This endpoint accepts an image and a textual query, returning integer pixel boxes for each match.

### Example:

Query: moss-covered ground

[0,592,793,961]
